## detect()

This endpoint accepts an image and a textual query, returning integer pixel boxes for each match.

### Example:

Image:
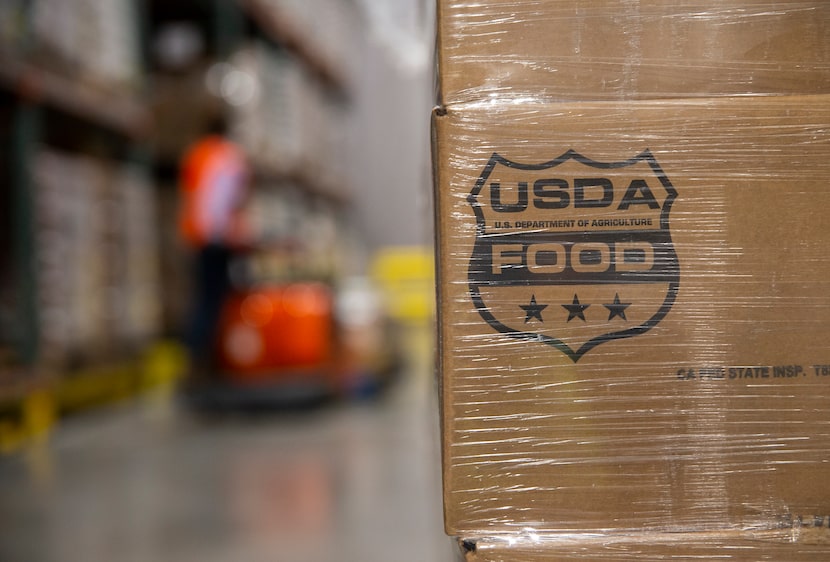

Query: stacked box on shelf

[330,219,366,281]
[86,0,141,91]
[245,185,301,282]
[248,185,292,246]
[28,1,77,73]
[32,150,161,368]
[220,1,361,293]
[0,0,27,53]
[296,74,326,180]
[29,0,141,92]
[287,61,348,194]
[299,200,339,280]
[33,150,109,366]
[434,0,830,557]
[273,51,308,172]
[316,96,347,192]
[230,43,305,174]
[246,185,343,282]
[115,165,161,347]
[228,39,349,197]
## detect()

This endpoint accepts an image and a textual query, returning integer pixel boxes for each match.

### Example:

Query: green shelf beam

[10,100,42,368]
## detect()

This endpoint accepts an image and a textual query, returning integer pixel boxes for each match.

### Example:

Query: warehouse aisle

[0,361,453,561]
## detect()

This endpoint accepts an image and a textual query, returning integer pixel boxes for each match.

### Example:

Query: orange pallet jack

[183,282,338,410]
[183,280,402,411]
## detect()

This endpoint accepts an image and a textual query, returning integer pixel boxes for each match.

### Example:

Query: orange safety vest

[179,135,249,248]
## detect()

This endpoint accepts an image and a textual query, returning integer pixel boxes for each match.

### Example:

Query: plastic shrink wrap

[432,1,830,559]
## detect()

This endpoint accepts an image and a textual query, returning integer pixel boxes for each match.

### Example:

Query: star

[604,293,631,321]
[520,294,548,323]
[562,294,590,322]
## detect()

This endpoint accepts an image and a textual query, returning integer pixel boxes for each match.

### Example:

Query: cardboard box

[458,527,830,561]
[434,94,830,537]
[437,0,830,104]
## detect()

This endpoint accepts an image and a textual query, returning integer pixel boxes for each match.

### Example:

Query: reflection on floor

[0,365,454,561]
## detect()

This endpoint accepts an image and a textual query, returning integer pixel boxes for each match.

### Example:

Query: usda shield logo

[468,149,679,362]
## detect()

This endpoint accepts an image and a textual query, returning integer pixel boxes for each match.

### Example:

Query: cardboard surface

[437,1,830,104]
[434,94,830,536]
[460,528,830,561]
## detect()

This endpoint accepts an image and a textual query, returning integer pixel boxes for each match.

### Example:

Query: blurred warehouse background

[0,0,448,560]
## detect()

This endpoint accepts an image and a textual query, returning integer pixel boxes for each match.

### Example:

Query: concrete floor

[0,372,454,561]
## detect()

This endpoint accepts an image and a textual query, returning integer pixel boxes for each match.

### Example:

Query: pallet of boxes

[432,2,830,560]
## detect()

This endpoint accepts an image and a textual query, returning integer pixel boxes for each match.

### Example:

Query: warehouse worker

[179,116,250,379]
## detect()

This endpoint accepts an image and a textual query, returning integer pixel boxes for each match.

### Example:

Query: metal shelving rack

[1,0,363,442]
[150,0,352,196]
[0,60,152,365]
[0,0,155,446]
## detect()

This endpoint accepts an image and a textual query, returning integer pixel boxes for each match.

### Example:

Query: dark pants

[186,243,233,378]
